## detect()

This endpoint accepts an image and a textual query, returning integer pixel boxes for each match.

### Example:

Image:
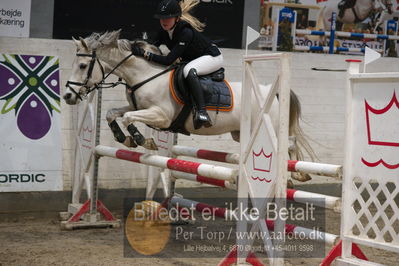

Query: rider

[337,0,357,18]
[132,0,223,129]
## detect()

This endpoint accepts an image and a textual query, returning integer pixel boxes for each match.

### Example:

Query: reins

[128,64,178,110]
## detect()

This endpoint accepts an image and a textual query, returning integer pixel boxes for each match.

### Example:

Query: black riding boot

[186,68,212,129]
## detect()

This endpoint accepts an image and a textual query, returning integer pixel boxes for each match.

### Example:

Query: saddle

[170,65,233,111]
[162,64,234,135]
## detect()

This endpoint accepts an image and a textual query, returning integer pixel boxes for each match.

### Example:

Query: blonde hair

[180,0,206,32]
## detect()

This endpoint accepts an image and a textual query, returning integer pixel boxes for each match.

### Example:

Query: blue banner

[279,7,295,23]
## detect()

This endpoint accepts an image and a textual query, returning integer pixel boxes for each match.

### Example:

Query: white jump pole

[171,145,240,164]
[265,219,338,246]
[170,171,340,211]
[287,160,342,178]
[171,197,236,219]
[287,189,341,212]
[171,197,338,245]
[170,171,237,190]
[171,145,342,178]
[95,145,237,181]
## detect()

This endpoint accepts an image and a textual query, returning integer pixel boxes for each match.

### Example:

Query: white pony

[63,31,314,181]
[319,0,393,32]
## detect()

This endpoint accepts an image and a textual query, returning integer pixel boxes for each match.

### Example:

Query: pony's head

[63,30,162,105]
[63,36,106,105]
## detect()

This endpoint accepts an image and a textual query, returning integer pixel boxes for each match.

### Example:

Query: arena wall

[1,37,399,191]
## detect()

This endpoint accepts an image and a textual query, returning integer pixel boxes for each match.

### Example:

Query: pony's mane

[84,30,161,55]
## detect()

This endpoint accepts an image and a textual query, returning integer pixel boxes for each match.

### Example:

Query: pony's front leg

[106,106,136,148]
[122,107,172,150]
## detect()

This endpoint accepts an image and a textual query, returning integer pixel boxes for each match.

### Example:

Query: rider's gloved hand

[132,46,153,61]
[132,45,145,57]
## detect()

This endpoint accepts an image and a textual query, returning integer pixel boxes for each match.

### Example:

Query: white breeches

[183,54,224,77]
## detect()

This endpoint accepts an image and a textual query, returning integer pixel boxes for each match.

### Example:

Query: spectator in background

[260,24,268,35]
[386,28,398,57]
[296,14,308,29]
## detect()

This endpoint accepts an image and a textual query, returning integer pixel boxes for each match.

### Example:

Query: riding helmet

[154,0,182,19]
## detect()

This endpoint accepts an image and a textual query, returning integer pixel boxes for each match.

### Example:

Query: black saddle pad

[169,65,233,112]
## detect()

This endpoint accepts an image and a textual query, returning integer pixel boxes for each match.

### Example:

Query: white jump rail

[170,171,237,190]
[171,145,342,178]
[171,145,240,164]
[287,189,341,212]
[170,171,341,211]
[95,145,237,181]
[171,196,339,246]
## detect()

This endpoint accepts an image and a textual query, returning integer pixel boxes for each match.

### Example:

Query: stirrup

[193,110,212,129]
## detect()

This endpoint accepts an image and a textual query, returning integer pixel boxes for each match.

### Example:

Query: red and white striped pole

[171,171,237,190]
[287,189,341,212]
[171,197,338,245]
[171,145,342,178]
[95,145,237,181]
[172,145,240,164]
[171,172,341,211]
[170,197,235,219]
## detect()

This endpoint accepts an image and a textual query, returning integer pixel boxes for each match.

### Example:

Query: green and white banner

[0,53,62,192]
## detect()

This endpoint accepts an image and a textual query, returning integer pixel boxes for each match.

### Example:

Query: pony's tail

[289,91,317,162]
[180,0,206,32]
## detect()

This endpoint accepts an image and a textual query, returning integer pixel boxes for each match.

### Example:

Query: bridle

[65,48,139,100]
[65,50,105,101]
[65,45,177,109]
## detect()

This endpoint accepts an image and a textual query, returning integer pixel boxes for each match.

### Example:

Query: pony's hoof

[287,179,294,188]
[124,136,137,148]
[291,172,312,182]
[143,138,158,151]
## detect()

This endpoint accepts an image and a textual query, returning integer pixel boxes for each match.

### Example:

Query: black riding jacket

[151,20,221,65]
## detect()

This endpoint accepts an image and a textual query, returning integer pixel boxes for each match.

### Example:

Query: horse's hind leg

[122,107,172,150]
